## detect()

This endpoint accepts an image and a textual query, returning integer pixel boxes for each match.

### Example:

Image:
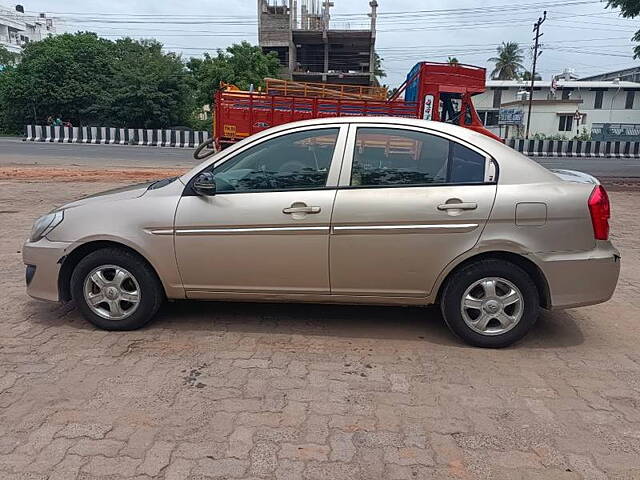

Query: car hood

[59,182,153,210]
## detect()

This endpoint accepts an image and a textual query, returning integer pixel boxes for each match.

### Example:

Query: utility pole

[525,10,546,139]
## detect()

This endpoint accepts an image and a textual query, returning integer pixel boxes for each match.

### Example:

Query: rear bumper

[22,238,71,302]
[533,241,621,309]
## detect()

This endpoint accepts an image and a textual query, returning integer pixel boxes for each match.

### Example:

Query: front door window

[210,128,339,193]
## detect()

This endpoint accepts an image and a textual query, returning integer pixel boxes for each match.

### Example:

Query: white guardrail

[505,138,640,158]
[23,125,209,148]
[22,125,640,157]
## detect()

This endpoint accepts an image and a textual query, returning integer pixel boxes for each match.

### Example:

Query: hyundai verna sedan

[23,118,620,347]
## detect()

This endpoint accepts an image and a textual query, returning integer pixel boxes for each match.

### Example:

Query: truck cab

[398,62,501,141]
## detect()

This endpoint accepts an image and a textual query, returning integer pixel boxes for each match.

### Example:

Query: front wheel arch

[435,251,551,309]
[58,240,166,303]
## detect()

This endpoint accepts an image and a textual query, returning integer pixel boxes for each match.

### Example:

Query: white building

[0,3,55,55]
[474,76,640,139]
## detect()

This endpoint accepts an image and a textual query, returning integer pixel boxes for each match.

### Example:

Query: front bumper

[533,241,621,309]
[22,238,72,302]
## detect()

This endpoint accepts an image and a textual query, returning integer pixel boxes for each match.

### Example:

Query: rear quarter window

[449,142,486,183]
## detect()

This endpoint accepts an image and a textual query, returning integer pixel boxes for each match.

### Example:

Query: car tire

[440,259,539,348]
[71,247,164,331]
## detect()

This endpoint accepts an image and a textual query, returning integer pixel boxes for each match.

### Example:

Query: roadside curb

[23,125,209,148]
[506,138,640,158]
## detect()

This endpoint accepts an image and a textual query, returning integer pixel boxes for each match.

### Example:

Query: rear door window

[350,127,487,187]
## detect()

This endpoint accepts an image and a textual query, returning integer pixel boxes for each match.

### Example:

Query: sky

[6,0,640,87]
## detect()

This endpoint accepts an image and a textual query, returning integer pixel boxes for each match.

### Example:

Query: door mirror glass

[193,172,217,196]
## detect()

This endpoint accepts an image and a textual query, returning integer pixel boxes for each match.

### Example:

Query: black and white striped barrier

[506,139,640,158]
[24,125,209,148]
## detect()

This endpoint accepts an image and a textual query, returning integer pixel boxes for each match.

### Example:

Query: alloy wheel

[83,265,141,320]
[460,277,524,336]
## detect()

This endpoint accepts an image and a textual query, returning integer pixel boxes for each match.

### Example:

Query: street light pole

[525,10,546,139]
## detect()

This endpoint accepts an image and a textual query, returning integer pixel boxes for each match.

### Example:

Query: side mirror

[193,172,216,196]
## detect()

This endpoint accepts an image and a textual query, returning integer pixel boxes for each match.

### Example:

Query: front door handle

[437,202,478,211]
[283,205,321,214]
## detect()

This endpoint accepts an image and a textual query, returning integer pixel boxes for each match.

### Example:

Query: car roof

[267,116,480,139]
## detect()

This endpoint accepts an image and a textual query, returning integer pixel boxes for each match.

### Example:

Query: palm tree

[488,42,525,80]
[447,56,459,66]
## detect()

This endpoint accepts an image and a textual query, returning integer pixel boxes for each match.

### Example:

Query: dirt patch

[600,177,640,192]
[0,165,188,182]
[2,180,640,478]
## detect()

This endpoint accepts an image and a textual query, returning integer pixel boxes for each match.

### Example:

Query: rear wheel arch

[58,240,166,302]
[435,250,551,309]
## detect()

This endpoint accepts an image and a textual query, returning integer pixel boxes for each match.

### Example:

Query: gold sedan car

[23,118,620,347]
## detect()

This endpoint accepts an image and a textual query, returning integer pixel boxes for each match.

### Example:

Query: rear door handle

[283,206,321,214]
[437,202,478,211]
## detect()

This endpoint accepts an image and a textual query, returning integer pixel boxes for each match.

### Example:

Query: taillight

[588,185,610,240]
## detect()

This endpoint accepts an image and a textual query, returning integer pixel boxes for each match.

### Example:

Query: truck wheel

[71,248,163,331]
[440,259,539,348]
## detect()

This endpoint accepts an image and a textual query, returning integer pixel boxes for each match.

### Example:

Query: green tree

[447,56,460,66]
[374,52,386,79]
[488,42,525,80]
[606,0,640,58]
[0,32,194,132]
[106,38,193,128]
[187,41,281,110]
[0,33,113,132]
[0,45,18,70]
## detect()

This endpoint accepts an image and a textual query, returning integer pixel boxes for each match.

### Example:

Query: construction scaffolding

[257,0,379,86]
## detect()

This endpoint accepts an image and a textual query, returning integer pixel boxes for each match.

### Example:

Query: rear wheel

[71,248,163,330]
[440,259,539,348]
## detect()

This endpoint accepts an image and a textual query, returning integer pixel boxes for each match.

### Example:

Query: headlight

[29,211,64,242]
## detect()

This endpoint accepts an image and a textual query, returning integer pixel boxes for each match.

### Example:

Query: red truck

[212,62,500,151]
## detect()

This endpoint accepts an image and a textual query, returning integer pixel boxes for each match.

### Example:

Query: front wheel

[440,259,540,348]
[71,248,164,331]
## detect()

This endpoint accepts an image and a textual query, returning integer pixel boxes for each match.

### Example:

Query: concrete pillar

[369,0,378,85]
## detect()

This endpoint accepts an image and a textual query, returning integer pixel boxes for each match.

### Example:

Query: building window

[594,90,604,109]
[485,111,499,126]
[625,90,636,110]
[492,89,503,109]
[561,89,571,100]
[558,115,573,132]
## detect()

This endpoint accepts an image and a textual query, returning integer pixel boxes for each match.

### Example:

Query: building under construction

[257,0,378,86]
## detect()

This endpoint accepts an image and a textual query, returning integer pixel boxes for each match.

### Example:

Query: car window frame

[337,123,497,189]
[183,124,349,196]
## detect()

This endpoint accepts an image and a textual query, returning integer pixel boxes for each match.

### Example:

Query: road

[0,137,200,169]
[1,179,640,479]
[2,137,640,177]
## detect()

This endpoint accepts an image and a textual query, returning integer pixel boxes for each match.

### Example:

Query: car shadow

[155,301,455,345]
[24,298,585,349]
[152,300,585,349]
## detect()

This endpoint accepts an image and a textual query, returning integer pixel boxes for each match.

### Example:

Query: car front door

[174,125,347,296]
[330,124,497,298]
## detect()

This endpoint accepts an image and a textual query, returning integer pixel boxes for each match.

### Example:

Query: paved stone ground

[1,179,640,479]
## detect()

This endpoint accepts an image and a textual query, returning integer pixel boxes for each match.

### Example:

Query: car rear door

[330,124,497,298]
[174,124,348,296]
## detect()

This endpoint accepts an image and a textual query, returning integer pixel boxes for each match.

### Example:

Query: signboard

[423,95,434,121]
[499,108,524,125]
